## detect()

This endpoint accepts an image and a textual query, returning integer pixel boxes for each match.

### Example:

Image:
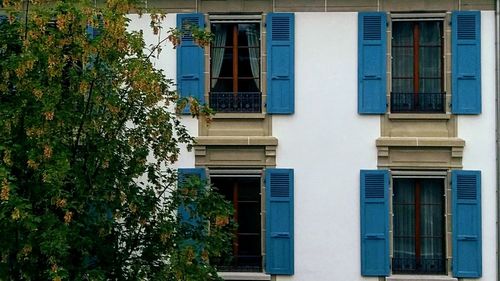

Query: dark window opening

[391,21,444,113]
[210,22,261,113]
[393,178,446,274]
[211,176,262,272]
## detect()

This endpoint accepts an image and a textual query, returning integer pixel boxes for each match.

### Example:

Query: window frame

[389,171,452,276]
[388,13,449,115]
[207,15,264,114]
[208,168,267,276]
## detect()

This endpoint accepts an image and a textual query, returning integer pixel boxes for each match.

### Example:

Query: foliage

[0,0,231,280]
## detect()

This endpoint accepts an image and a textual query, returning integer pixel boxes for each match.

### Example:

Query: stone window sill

[387,275,457,281]
[385,274,457,281]
[218,272,271,280]
[388,113,451,120]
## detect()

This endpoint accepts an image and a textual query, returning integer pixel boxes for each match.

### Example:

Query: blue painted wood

[265,168,294,275]
[360,169,389,276]
[266,13,294,114]
[176,13,205,114]
[452,11,481,114]
[452,170,482,277]
[178,168,206,226]
[358,12,387,114]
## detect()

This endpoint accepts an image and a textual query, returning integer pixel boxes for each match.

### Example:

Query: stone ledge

[386,275,457,281]
[195,136,278,146]
[218,272,270,281]
[376,137,465,147]
[388,113,452,120]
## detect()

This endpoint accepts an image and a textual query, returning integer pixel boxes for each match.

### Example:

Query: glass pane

[392,22,414,94]
[238,202,260,233]
[419,21,442,46]
[393,179,416,264]
[419,21,442,93]
[420,179,444,271]
[210,23,261,93]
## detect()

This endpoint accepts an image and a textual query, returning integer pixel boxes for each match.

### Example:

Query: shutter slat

[265,168,294,275]
[360,170,389,276]
[363,16,382,40]
[451,11,481,114]
[176,13,205,113]
[266,13,294,114]
[452,170,482,278]
[358,12,387,114]
[457,15,476,40]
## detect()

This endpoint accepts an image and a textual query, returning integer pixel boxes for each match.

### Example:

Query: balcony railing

[391,92,445,113]
[209,92,262,113]
[392,257,446,274]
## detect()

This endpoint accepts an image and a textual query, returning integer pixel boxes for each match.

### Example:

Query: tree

[0,1,232,280]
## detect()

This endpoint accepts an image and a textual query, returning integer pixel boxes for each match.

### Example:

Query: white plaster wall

[128,11,498,281]
[458,11,497,281]
[128,14,197,169]
[273,12,380,281]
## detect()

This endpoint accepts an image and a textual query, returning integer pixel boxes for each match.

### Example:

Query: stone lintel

[376,137,465,148]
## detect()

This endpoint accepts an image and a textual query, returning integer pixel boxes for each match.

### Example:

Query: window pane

[394,179,416,263]
[392,22,414,94]
[210,23,260,93]
[419,22,442,93]
[210,176,262,271]
[420,179,444,272]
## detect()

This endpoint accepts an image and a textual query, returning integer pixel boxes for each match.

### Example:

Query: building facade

[130,1,498,280]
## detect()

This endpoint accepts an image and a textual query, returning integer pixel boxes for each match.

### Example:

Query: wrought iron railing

[392,257,446,274]
[209,92,262,113]
[214,254,262,272]
[391,92,445,113]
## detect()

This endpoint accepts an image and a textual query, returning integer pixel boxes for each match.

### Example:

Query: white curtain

[246,25,260,90]
[212,25,227,88]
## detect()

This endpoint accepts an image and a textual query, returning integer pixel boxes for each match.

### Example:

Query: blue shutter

[452,170,482,277]
[176,13,205,114]
[266,13,294,114]
[452,11,481,114]
[178,168,206,226]
[265,168,294,275]
[358,12,387,114]
[360,170,389,276]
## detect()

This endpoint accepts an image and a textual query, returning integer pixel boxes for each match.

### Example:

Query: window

[211,175,263,272]
[391,20,445,113]
[392,178,446,274]
[210,22,261,113]
[359,12,480,115]
[360,169,481,277]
